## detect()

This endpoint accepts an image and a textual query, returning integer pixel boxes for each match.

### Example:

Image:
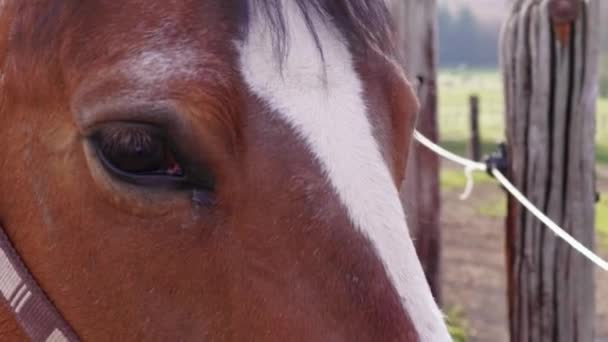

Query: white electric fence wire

[413,131,608,272]
[460,164,477,200]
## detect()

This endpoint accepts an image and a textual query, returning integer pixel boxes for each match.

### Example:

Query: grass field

[438,68,608,164]
[438,68,608,249]
[598,193,608,250]
[440,167,608,250]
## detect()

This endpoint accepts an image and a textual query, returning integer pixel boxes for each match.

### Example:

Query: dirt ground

[440,163,608,342]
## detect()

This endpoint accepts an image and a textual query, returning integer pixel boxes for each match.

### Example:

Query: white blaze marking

[239,1,450,341]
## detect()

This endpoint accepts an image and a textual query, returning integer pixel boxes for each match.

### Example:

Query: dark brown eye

[92,123,184,181]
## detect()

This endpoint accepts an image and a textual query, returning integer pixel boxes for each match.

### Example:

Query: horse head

[0,1,450,340]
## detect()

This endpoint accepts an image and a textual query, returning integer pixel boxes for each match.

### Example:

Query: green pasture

[438,69,608,249]
[598,194,608,250]
[440,168,608,250]
[437,68,608,165]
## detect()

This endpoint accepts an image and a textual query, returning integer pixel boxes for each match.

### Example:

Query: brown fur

[0,1,421,340]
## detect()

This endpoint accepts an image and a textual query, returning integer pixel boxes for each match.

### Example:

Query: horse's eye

[92,123,185,183]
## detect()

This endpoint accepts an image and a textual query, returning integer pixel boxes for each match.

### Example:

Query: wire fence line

[413,130,608,272]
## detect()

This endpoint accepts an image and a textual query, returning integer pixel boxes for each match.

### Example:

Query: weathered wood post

[389,0,442,302]
[501,0,599,340]
[469,95,481,161]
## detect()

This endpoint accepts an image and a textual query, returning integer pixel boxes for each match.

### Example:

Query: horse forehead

[239,0,402,273]
[65,9,239,104]
[239,2,449,340]
[60,0,238,71]
[117,48,191,81]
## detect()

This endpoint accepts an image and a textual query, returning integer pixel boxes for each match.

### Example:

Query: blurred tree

[437,4,501,68]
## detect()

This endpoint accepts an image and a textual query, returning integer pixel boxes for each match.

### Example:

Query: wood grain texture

[389,0,442,303]
[469,95,481,161]
[501,0,599,340]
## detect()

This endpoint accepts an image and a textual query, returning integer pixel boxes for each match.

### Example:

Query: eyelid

[79,99,217,193]
[77,100,180,136]
[89,122,215,194]
[90,121,166,145]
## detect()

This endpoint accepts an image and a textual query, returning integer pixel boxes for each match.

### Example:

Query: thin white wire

[413,130,608,272]
[460,164,477,200]
[413,132,486,171]
[413,132,485,200]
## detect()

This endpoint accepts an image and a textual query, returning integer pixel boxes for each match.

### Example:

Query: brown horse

[0,0,450,340]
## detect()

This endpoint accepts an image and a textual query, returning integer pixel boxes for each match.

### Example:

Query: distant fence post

[389,0,442,302]
[469,95,481,161]
[501,0,599,341]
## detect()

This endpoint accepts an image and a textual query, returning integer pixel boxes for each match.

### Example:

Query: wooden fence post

[501,0,599,340]
[389,0,442,302]
[469,95,481,161]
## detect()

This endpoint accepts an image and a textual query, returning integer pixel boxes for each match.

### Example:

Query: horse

[0,0,450,340]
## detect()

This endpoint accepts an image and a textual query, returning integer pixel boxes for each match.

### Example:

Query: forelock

[240,0,396,59]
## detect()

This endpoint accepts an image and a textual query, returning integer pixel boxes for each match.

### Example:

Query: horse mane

[243,0,395,58]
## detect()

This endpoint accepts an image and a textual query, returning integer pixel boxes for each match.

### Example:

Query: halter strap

[0,226,79,341]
